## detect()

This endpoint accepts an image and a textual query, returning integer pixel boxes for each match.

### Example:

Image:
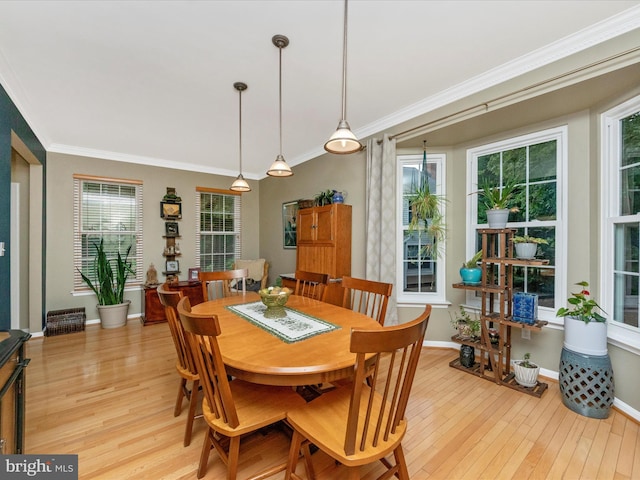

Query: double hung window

[602,95,640,351]
[467,127,566,320]
[397,153,445,303]
[196,187,241,271]
[73,175,143,291]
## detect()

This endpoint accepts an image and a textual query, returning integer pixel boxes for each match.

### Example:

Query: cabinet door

[314,206,335,244]
[297,208,316,244]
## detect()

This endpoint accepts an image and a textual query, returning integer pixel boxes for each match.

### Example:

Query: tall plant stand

[451,228,549,398]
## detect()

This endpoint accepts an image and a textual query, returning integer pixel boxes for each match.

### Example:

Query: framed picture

[165,221,179,237]
[161,201,182,219]
[283,201,298,249]
[166,260,180,273]
[188,267,201,281]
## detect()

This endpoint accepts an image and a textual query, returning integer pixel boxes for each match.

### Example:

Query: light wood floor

[25,319,640,479]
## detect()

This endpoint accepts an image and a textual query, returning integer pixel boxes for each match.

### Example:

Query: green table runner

[226,301,340,343]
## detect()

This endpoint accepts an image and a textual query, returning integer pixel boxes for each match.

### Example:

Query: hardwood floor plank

[24,320,640,479]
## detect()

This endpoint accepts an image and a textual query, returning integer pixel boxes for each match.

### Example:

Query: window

[396,153,446,304]
[467,127,566,321]
[602,95,640,351]
[73,175,143,291]
[196,187,241,271]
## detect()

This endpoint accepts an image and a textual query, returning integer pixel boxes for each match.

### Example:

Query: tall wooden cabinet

[295,204,351,305]
[452,228,548,397]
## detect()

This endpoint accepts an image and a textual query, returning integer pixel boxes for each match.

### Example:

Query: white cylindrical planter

[486,209,510,228]
[97,301,131,329]
[515,242,538,259]
[563,316,608,356]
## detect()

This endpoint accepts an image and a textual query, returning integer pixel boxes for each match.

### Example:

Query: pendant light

[230,82,251,192]
[324,0,363,155]
[267,34,293,177]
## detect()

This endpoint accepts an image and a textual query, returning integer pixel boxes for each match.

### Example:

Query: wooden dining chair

[176,296,307,480]
[157,283,200,447]
[341,276,393,326]
[198,268,248,302]
[293,270,329,301]
[284,304,432,480]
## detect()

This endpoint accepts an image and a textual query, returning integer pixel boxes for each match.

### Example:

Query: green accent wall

[0,83,46,330]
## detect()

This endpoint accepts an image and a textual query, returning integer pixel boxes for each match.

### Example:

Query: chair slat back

[157,283,198,376]
[199,268,248,302]
[344,304,431,456]
[177,296,240,428]
[341,276,393,326]
[294,270,329,301]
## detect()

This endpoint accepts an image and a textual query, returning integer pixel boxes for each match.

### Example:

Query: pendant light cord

[238,87,243,174]
[341,0,348,122]
[279,44,283,156]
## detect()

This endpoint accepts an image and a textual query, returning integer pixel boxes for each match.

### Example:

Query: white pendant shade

[230,173,251,192]
[324,119,362,154]
[267,154,293,177]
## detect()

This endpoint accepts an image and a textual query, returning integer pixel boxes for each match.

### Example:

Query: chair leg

[197,427,214,479]
[184,379,199,447]
[175,378,187,416]
[226,436,241,480]
[285,430,306,480]
[393,445,409,480]
[300,440,315,480]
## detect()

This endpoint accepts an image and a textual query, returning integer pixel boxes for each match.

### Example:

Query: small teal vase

[459,267,481,285]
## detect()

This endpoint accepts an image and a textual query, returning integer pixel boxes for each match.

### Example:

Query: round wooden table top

[190,292,382,386]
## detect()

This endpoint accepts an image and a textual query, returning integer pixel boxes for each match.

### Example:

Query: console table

[0,330,30,454]
[142,281,204,325]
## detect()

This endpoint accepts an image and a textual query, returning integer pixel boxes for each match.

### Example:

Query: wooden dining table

[190,292,382,387]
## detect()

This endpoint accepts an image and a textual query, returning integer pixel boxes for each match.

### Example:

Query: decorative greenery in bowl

[556,281,606,324]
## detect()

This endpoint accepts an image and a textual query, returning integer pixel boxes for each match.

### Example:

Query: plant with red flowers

[556,281,606,324]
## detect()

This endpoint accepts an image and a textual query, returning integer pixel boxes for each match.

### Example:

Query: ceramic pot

[332,191,344,204]
[460,345,475,368]
[97,300,130,329]
[459,267,481,285]
[515,242,538,259]
[486,208,510,228]
[563,316,608,356]
[514,360,540,387]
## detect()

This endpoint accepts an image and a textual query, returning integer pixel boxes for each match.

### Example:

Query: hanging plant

[407,181,446,259]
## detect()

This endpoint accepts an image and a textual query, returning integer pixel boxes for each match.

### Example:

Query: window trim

[601,95,640,354]
[466,126,567,324]
[396,153,446,305]
[73,174,144,292]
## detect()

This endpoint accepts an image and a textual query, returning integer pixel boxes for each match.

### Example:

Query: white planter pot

[513,361,540,387]
[97,301,131,329]
[563,316,608,356]
[486,209,510,228]
[515,242,538,259]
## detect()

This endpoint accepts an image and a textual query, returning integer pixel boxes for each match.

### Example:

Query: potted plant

[513,352,540,387]
[459,250,482,284]
[511,235,548,259]
[449,305,480,339]
[78,239,134,329]
[556,281,607,355]
[474,179,520,228]
[407,181,446,259]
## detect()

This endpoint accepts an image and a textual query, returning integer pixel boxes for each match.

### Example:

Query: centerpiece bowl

[258,286,292,318]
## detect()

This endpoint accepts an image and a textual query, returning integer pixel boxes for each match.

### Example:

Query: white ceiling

[0,1,639,180]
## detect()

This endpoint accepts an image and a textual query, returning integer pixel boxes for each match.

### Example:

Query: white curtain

[366,134,398,325]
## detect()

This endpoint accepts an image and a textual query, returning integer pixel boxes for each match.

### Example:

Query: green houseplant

[78,239,134,328]
[459,250,482,284]
[511,235,548,259]
[513,352,540,387]
[449,305,480,339]
[556,281,607,356]
[407,181,446,259]
[474,179,520,228]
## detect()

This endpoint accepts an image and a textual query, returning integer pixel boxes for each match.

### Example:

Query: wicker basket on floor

[45,308,86,336]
